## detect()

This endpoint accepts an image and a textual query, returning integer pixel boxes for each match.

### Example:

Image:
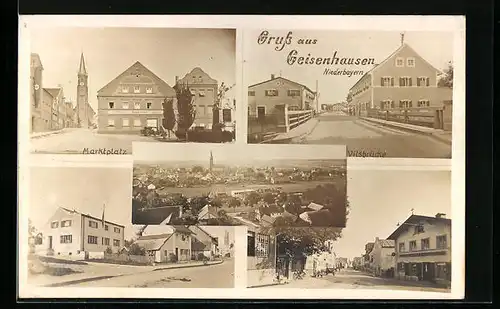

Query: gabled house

[189,225,218,259]
[198,204,218,221]
[369,237,396,277]
[347,41,452,117]
[387,213,451,286]
[136,225,193,263]
[44,87,65,130]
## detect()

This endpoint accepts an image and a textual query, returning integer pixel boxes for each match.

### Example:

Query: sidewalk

[28,259,224,287]
[30,128,78,139]
[265,118,320,143]
[359,117,452,145]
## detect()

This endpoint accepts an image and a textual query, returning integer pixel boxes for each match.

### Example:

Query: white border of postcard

[18,14,465,300]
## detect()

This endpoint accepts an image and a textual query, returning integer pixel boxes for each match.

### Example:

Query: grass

[33,255,88,265]
[87,258,152,266]
[29,264,82,277]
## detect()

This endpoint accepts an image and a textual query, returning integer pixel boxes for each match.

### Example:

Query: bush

[169,253,178,263]
[197,253,207,261]
[105,247,113,254]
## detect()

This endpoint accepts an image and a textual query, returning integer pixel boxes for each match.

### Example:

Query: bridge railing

[285,109,314,132]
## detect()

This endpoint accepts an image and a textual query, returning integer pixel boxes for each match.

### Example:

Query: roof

[260,215,276,227]
[299,209,340,226]
[31,53,43,69]
[172,225,195,235]
[259,205,284,216]
[349,43,443,92]
[248,76,316,95]
[79,53,87,75]
[177,67,217,85]
[134,205,181,224]
[306,202,324,211]
[378,239,395,248]
[192,238,211,251]
[44,88,62,98]
[97,61,176,97]
[136,233,172,251]
[59,207,125,228]
[387,214,451,240]
[189,225,216,241]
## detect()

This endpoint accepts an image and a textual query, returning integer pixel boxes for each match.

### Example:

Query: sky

[29,166,138,240]
[243,30,454,104]
[29,27,236,111]
[133,143,346,163]
[334,170,451,260]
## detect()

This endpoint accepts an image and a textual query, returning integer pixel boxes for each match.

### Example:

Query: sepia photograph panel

[246,169,453,293]
[26,166,235,289]
[132,143,347,228]
[28,26,236,155]
[244,30,453,159]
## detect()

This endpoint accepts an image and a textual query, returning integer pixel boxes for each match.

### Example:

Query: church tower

[76,53,89,128]
[209,151,214,172]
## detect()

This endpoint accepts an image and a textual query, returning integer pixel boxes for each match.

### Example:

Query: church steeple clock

[76,53,88,127]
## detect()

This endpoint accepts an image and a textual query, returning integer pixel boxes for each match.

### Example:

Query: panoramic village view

[27,166,235,288]
[29,27,236,154]
[246,169,452,293]
[245,31,453,159]
[132,150,347,228]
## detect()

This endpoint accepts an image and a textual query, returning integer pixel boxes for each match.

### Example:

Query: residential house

[30,53,52,132]
[136,225,193,263]
[248,74,317,120]
[189,225,218,260]
[304,240,336,275]
[363,242,375,270]
[34,207,125,259]
[387,213,451,287]
[132,203,182,225]
[176,67,234,130]
[369,237,396,277]
[347,41,453,118]
[97,61,177,134]
[43,87,65,130]
[197,204,218,221]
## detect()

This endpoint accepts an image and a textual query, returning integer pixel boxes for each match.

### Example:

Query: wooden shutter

[417,78,421,87]
[409,78,413,87]
[426,77,430,86]
[381,77,384,86]
[391,78,394,86]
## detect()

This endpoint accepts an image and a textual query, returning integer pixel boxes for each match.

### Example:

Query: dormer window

[122,102,129,109]
[134,102,141,109]
[121,86,129,93]
[146,87,153,94]
[134,86,140,93]
[396,57,404,67]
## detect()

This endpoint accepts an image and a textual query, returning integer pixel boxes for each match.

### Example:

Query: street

[270,269,449,292]
[297,112,451,158]
[70,258,234,288]
[30,128,156,154]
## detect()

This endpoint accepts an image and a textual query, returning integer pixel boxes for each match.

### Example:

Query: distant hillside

[134,159,346,169]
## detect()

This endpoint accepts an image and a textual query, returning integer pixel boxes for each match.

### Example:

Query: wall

[37,210,82,256]
[247,256,277,287]
[82,216,125,254]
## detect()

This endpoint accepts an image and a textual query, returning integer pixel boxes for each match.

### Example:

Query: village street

[269,269,449,292]
[30,128,156,154]
[297,112,451,158]
[70,258,234,288]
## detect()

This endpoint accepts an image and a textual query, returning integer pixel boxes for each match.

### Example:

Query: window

[146,87,153,94]
[51,221,59,229]
[380,100,394,109]
[381,77,394,87]
[114,227,121,233]
[61,220,72,227]
[108,102,115,109]
[407,57,415,67]
[88,236,98,244]
[287,89,301,96]
[399,100,413,108]
[413,224,424,234]
[248,90,255,96]
[409,240,417,252]
[198,90,206,97]
[398,242,405,252]
[256,233,270,257]
[399,77,412,87]
[421,238,430,250]
[107,119,115,127]
[122,102,129,109]
[133,119,141,127]
[134,86,140,93]
[436,263,451,280]
[60,235,72,244]
[417,77,430,87]
[122,118,130,127]
[436,235,447,249]
[89,220,98,228]
[102,237,110,246]
[396,57,404,67]
[247,231,256,257]
[222,108,232,122]
[190,89,196,96]
[265,89,278,96]
[418,100,430,107]
[134,102,141,109]
[113,239,120,247]
[105,225,109,231]
[121,86,129,93]
[146,102,152,109]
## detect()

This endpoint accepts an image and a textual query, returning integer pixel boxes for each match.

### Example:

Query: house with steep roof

[135,225,193,263]
[248,74,317,120]
[368,237,396,277]
[346,40,453,119]
[97,61,176,134]
[34,207,125,259]
[188,225,218,259]
[43,87,66,130]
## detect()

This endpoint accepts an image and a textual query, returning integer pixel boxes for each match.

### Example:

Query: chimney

[435,213,446,218]
[271,74,275,80]
[175,76,179,84]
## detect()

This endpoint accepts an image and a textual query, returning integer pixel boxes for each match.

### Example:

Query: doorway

[48,236,53,249]
[422,262,435,281]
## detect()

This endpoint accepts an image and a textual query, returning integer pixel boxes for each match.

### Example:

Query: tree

[175,83,196,139]
[190,195,210,215]
[228,197,241,208]
[211,198,223,211]
[162,97,176,139]
[244,191,262,206]
[213,82,232,125]
[438,61,453,88]
[136,225,148,238]
[191,166,205,174]
[262,192,276,204]
[129,243,146,256]
[284,194,302,215]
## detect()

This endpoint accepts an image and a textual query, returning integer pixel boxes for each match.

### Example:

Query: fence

[103,252,154,265]
[366,106,451,130]
[285,109,314,132]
